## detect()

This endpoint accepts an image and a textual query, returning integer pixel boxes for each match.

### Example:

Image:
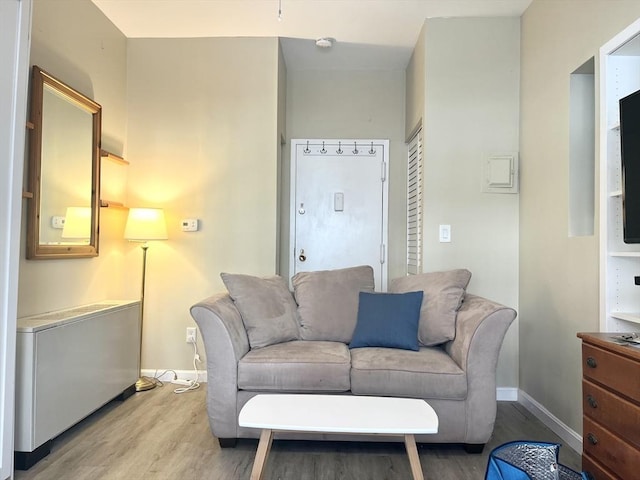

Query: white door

[1,1,31,478]
[290,139,388,291]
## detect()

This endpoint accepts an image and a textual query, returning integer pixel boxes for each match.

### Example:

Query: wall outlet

[186,327,197,344]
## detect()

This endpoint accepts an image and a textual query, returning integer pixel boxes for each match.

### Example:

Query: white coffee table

[238,394,439,480]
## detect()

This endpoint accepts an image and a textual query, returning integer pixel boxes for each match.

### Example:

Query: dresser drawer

[583,417,640,480]
[582,453,620,480]
[583,380,640,449]
[582,344,640,401]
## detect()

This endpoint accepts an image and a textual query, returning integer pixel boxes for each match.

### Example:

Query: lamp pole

[135,243,155,391]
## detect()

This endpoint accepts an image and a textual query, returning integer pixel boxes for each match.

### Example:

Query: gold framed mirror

[26,66,101,259]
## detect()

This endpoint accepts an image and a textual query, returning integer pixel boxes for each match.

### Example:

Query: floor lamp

[124,208,168,392]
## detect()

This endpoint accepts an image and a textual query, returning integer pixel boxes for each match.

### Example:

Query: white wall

[569,71,595,237]
[19,0,129,318]
[520,0,640,436]
[126,37,281,370]
[285,69,407,282]
[405,24,425,140]
[421,17,521,389]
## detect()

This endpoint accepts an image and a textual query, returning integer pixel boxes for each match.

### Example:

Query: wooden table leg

[404,434,424,480]
[249,429,274,480]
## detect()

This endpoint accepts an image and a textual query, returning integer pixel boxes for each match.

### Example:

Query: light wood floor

[14,385,582,479]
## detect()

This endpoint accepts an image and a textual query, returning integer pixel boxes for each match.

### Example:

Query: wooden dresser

[577,333,640,480]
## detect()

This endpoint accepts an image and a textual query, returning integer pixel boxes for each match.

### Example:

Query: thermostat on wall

[181,219,199,232]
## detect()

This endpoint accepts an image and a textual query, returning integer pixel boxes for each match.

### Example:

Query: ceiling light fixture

[316,37,334,48]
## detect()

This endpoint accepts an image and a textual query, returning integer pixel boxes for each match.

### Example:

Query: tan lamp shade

[61,206,92,239]
[124,208,168,241]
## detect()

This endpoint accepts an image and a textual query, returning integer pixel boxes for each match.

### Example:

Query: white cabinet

[600,21,640,332]
[15,300,140,469]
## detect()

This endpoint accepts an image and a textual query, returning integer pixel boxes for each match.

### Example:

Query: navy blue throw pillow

[349,291,424,351]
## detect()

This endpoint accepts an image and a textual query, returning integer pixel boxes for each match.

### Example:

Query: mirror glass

[26,66,101,259]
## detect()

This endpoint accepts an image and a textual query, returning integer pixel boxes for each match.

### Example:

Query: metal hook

[337,141,343,154]
[352,141,359,155]
[304,141,311,154]
[320,141,327,154]
[369,141,376,155]
[298,203,306,215]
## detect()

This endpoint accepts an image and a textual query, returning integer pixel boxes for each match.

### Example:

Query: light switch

[439,224,451,243]
[334,192,344,211]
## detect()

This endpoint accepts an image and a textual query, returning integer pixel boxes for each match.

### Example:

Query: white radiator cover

[15,300,140,452]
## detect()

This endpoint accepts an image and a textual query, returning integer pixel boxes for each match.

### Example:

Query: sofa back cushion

[390,269,472,346]
[221,273,299,349]
[292,265,375,343]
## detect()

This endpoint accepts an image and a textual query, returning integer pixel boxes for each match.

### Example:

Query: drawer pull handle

[586,395,598,409]
[586,357,597,368]
[587,433,598,445]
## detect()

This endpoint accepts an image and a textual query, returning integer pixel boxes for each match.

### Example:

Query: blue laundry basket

[485,441,589,480]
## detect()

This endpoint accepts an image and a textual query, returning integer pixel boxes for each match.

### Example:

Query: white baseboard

[497,387,518,401]
[142,369,207,383]
[518,390,583,454]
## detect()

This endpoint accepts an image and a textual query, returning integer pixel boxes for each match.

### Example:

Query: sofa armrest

[445,293,516,443]
[446,294,516,370]
[191,293,250,363]
[190,293,250,439]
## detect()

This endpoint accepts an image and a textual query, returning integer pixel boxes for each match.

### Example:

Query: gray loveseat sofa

[190,266,516,452]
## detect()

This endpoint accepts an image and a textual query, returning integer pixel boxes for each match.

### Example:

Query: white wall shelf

[610,312,640,324]
[100,149,129,208]
[599,20,640,334]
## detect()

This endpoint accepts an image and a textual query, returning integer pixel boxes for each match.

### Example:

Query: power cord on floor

[152,369,180,387]
[173,341,201,394]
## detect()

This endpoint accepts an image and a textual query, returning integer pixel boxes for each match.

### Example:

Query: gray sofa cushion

[221,273,299,349]
[293,265,375,342]
[390,269,472,346]
[350,346,467,399]
[238,340,351,392]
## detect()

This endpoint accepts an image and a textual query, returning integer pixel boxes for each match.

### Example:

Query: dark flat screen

[620,89,640,243]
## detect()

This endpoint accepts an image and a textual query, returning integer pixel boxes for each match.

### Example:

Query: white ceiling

[91,0,533,70]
